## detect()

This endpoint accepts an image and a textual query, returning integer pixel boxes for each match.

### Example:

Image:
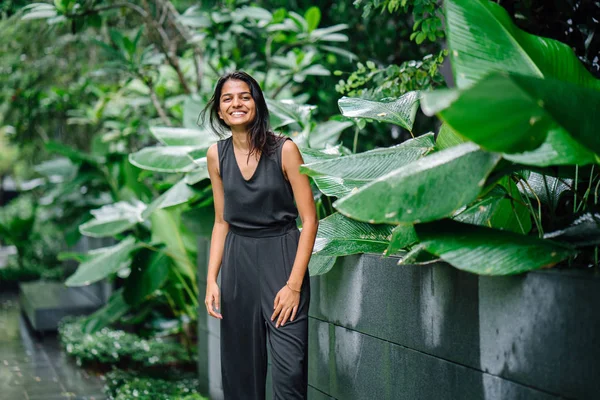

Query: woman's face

[218,79,257,132]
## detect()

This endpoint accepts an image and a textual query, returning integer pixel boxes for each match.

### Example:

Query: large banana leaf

[65,236,138,286]
[313,212,393,256]
[519,172,572,212]
[445,0,600,90]
[308,254,338,276]
[149,126,217,147]
[308,120,353,148]
[334,143,501,224]
[266,99,315,129]
[123,249,170,307]
[142,179,197,220]
[151,208,197,284]
[79,201,145,238]
[301,133,434,197]
[338,91,420,132]
[415,219,574,275]
[421,73,600,157]
[544,213,600,247]
[129,146,197,173]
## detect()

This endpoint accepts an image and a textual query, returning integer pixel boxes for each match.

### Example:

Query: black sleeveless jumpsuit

[217,136,310,400]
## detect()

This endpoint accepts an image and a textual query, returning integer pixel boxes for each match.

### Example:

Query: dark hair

[200,71,279,156]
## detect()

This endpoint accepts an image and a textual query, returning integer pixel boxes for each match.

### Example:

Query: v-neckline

[232,141,262,182]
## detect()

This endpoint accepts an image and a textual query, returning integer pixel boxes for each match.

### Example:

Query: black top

[218,135,298,231]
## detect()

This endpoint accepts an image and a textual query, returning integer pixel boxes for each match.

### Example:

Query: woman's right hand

[205,281,223,319]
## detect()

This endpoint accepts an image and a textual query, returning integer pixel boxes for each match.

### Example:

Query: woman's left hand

[271,285,300,328]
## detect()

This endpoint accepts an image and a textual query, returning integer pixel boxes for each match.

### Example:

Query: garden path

[0,290,106,400]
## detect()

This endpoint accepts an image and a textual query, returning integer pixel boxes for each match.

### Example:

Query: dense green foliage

[104,369,205,400]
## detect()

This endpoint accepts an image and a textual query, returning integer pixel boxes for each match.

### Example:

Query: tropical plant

[304,0,600,276]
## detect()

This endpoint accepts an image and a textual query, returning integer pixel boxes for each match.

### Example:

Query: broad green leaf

[33,157,76,178]
[308,254,338,276]
[518,172,572,212]
[334,143,501,224]
[338,91,420,132]
[302,134,435,198]
[81,289,130,334]
[65,236,137,286]
[445,0,600,90]
[421,73,600,157]
[544,213,600,247]
[415,219,574,275]
[21,3,57,20]
[183,95,205,129]
[385,225,417,256]
[435,124,466,151]
[79,201,145,237]
[181,205,215,239]
[142,179,197,220]
[123,250,170,306]
[308,120,352,148]
[503,128,599,166]
[149,126,216,147]
[129,146,196,173]
[266,99,315,129]
[236,6,272,21]
[304,6,321,32]
[185,165,209,185]
[299,145,346,164]
[313,213,393,256]
[151,209,196,284]
[454,191,532,234]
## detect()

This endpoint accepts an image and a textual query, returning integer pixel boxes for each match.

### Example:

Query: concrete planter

[197,238,600,399]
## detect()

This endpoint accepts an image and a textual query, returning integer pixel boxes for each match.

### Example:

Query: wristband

[286,281,301,293]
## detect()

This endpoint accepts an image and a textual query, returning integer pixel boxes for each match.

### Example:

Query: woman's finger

[279,307,293,327]
[290,305,298,322]
[271,303,283,321]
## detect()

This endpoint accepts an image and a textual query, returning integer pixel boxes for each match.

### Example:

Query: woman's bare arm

[205,143,228,319]
[271,139,318,328]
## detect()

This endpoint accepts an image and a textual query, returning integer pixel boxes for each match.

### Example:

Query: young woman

[202,71,318,400]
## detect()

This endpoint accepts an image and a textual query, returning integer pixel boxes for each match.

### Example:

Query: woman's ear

[218,111,223,120]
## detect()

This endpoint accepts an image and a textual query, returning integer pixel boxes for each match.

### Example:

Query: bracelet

[286,281,301,293]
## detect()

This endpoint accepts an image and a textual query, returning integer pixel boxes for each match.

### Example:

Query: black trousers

[220,223,310,400]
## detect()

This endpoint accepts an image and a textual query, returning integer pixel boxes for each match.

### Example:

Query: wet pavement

[0,290,106,400]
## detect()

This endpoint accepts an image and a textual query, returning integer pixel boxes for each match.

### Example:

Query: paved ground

[0,290,106,400]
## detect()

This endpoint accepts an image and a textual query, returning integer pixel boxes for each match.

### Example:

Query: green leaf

[503,128,599,166]
[266,99,315,129]
[65,237,137,286]
[454,189,532,234]
[308,254,338,276]
[79,201,145,238]
[308,120,352,148]
[544,213,600,247]
[151,209,196,284]
[183,95,205,130]
[81,289,130,334]
[435,124,466,151]
[415,219,574,275]
[301,133,435,198]
[313,213,393,256]
[129,146,197,173]
[236,6,272,21]
[123,249,170,306]
[445,0,600,90]
[519,172,571,212]
[385,225,417,256]
[181,205,215,239]
[304,6,321,32]
[334,143,501,224]
[338,91,420,132]
[142,180,197,220]
[421,72,600,158]
[149,127,216,147]
[33,157,76,178]
[299,145,347,164]
[185,165,209,185]
[21,3,57,20]
[45,141,103,165]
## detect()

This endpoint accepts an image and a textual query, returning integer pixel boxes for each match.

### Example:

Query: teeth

[232,112,246,116]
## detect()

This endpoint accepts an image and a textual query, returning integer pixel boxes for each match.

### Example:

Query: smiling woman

[200,71,318,400]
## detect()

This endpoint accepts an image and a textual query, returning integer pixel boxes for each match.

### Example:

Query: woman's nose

[232,97,241,107]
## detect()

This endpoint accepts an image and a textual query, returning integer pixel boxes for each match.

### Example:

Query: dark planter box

[197,238,600,400]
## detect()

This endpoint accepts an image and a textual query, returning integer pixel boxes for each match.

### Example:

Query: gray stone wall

[197,238,600,399]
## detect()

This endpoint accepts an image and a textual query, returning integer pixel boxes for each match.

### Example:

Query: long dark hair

[200,71,279,156]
